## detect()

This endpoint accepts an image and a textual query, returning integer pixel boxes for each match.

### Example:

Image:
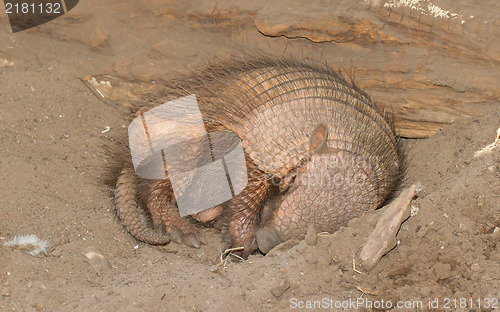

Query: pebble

[1,287,10,297]
[322,274,332,283]
[415,182,424,193]
[432,263,453,280]
[270,279,290,298]
[85,251,112,271]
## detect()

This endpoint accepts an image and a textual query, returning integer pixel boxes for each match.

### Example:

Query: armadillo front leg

[224,164,273,258]
[147,179,206,248]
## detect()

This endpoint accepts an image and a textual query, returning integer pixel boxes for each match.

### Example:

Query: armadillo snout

[256,224,283,254]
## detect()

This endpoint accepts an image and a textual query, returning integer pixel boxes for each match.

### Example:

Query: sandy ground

[0,1,499,311]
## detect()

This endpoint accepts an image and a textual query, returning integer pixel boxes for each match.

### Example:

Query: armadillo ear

[309,124,328,154]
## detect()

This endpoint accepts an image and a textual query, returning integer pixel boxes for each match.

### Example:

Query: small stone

[270,279,290,298]
[85,251,112,271]
[419,286,433,298]
[322,274,332,283]
[470,263,480,272]
[1,287,10,297]
[433,263,453,280]
[410,201,420,217]
[477,195,485,208]
[415,182,424,193]
[35,302,44,311]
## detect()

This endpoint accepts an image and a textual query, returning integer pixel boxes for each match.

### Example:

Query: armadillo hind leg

[224,160,274,258]
[114,166,170,245]
[147,179,207,248]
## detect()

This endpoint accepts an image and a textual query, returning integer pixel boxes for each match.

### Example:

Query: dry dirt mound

[0,0,498,311]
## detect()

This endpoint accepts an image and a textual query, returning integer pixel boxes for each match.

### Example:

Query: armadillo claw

[165,225,206,249]
[182,233,202,248]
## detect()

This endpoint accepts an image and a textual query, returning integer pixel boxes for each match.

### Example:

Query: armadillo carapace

[113,58,403,257]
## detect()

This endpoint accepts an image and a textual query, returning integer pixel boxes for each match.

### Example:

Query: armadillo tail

[114,166,170,245]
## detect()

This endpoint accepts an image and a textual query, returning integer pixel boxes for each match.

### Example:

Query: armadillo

[113,58,403,257]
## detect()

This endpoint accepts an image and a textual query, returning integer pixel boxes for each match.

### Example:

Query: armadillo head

[256,124,379,254]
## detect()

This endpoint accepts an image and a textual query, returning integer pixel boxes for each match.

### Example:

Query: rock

[85,251,112,271]
[432,263,453,281]
[1,287,10,297]
[359,185,416,270]
[270,279,290,298]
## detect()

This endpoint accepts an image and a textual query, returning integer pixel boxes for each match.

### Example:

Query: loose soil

[0,1,498,311]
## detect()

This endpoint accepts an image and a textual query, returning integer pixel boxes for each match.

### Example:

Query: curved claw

[169,228,183,244]
[146,179,207,249]
[164,225,206,248]
[198,232,207,245]
[183,233,201,248]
